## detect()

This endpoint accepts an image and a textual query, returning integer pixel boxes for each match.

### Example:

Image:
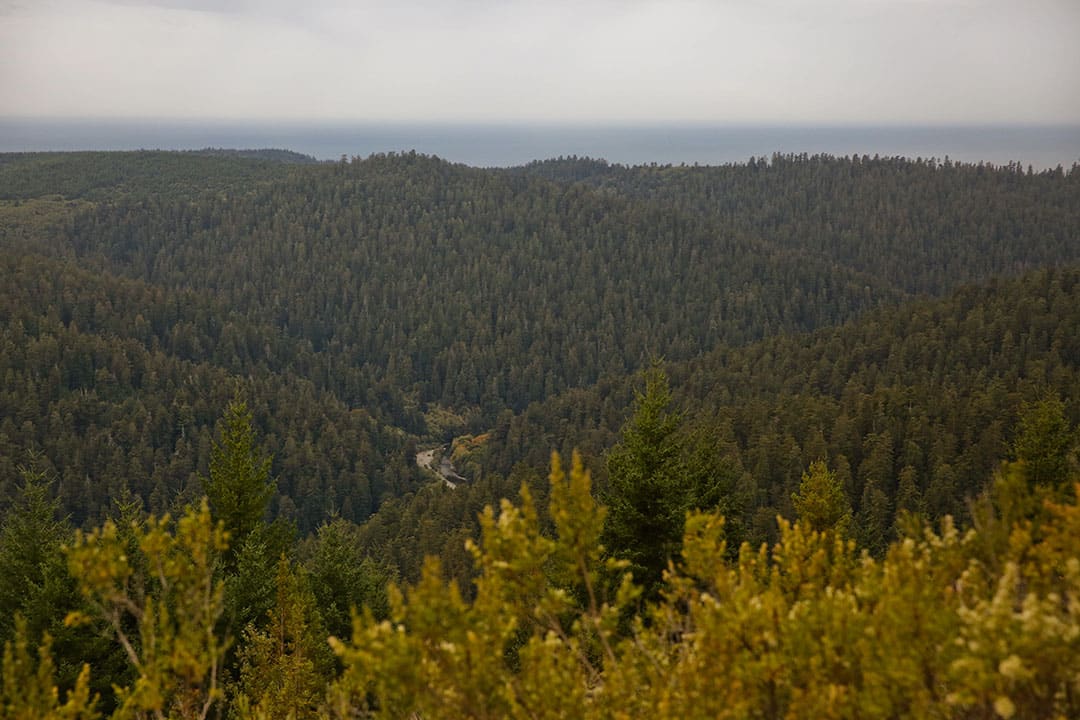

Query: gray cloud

[1,0,1078,123]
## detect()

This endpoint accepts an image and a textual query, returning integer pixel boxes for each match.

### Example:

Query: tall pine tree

[602,368,686,596]
[204,397,274,564]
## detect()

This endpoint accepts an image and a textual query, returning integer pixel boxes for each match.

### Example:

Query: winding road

[416,446,466,488]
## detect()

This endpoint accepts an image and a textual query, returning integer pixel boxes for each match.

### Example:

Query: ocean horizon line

[2,118,1078,170]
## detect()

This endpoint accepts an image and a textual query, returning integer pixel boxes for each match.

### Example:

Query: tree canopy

[2,149,1079,715]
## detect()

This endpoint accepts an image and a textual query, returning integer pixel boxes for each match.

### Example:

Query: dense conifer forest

[1,149,1078,717]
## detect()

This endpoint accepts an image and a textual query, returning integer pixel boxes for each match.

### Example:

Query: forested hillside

[516,154,1080,294]
[1,151,1075,533]
[1,149,1079,717]
[347,266,1080,586]
[0,251,423,531]
[59,152,898,418]
[47,152,1079,421]
[0,149,315,202]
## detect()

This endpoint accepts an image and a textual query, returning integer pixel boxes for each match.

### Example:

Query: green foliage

[66,500,229,720]
[300,517,393,640]
[603,368,744,593]
[5,149,1080,717]
[0,249,415,533]
[1,616,98,720]
[328,451,636,718]
[205,398,274,560]
[484,266,1080,538]
[602,368,686,594]
[0,151,308,202]
[1013,396,1076,489]
[0,461,123,712]
[2,151,1080,542]
[3,444,1080,717]
[0,460,74,646]
[792,460,851,536]
[231,557,334,720]
[27,150,1076,431]
[223,519,297,646]
[324,450,1080,719]
[947,484,1080,718]
[521,154,1080,296]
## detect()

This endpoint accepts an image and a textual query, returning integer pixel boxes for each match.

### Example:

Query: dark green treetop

[204,398,275,561]
[602,368,687,596]
[1013,396,1076,489]
[792,460,852,536]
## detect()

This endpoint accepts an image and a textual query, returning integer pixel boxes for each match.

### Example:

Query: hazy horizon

[3,118,1078,170]
[2,1,1078,126]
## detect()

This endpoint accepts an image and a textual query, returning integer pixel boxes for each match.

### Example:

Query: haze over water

[3,120,1078,171]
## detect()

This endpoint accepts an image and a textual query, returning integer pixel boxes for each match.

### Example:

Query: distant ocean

[2,119,1078,170]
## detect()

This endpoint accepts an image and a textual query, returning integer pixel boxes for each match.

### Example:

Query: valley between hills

[1,148,1079,718]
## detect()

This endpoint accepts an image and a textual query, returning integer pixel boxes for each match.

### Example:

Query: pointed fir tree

[858,478,892,556]
[602,367,685,597]
[204,397,274,564]
[303,517,393,640]
[1013,396,1076,490]
[232,556,334,720]
[0,460,72,646]
[792,459,852,536]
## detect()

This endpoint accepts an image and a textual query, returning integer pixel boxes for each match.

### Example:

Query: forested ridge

[0,250,423,531]
[0,149,316,203]
[514,154,1080,294]
[353,266,1080,586]
[62,152,904,416]
[1,149,1079,717]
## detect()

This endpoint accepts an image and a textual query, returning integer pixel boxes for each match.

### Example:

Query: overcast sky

[1,0,1078,124]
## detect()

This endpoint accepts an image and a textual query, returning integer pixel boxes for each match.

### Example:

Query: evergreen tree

[858,477,892,555]
[0,460,72,646]
[791,460,852,536]
[232,557,334,720]
[204,398,274,563]
[893,464,922,527]
[602,368,686,596]
[302,517,393,640]
[1013,396,1076,489]
[223,525,283,644]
